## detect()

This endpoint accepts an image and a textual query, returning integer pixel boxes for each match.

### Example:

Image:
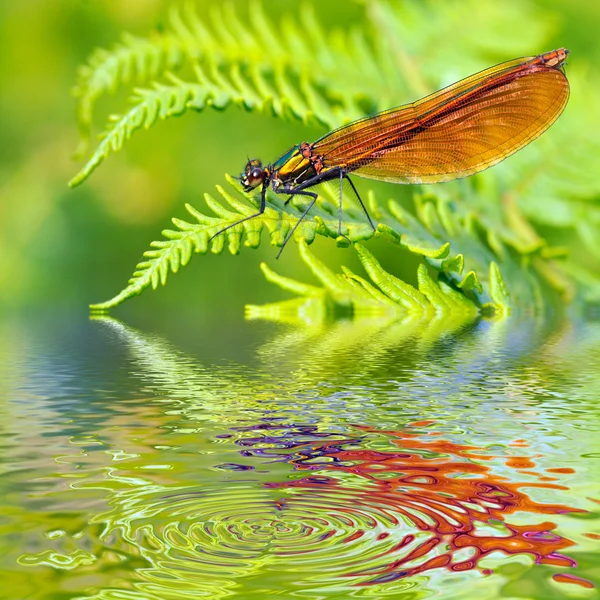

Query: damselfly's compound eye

[241,160,265,190]
[247,167,265,187]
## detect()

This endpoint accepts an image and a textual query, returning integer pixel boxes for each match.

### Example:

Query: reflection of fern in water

[73,1,600,313]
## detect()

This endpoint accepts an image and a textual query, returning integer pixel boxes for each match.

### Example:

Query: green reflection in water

[2,314,600,599]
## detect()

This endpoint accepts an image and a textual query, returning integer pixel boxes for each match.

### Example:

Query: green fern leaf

[259,263,324,298]
[72,31,185,156]
[246,184,579,319]
[248,239,481,320]
[90,168,582,313]
[89,176,376,311]
[354,244,429,312]
[70,2,416,186]
[70,79,208,187]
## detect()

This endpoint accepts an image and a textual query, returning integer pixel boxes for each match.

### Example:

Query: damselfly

[212,49,570,256]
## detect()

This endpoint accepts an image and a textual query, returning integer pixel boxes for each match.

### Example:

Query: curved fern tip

[68,175,83,188]
[89,304,110,313]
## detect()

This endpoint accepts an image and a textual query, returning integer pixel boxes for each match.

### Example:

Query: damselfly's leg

[208,182,267,242]
[276,190,318,259]
[337,170,351,244]
[344,175,377,232]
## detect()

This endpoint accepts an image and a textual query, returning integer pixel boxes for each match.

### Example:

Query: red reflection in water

[262,422,592,587]
[552,574,595,588]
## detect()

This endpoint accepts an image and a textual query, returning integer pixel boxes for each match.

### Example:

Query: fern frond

[71,2,413,186]
[91,166,585,313]
[354,244,429,312]
[70,79,206,187]
[72,32,185,156]
[250,240,479,319]
[246,186,587,320]
[69,63,336,187]
[89,176,376,311]
[259,263,324,298]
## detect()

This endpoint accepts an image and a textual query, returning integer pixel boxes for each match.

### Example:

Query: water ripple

[45,421,592,599]
[5,316,600,598]
[241,421,591,587]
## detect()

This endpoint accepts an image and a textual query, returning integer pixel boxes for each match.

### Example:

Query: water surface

[1,313,599,599]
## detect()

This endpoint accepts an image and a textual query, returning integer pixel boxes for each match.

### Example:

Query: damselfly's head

[240,159,268,191]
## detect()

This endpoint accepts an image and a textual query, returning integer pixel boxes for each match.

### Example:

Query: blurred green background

[1,0,598,324]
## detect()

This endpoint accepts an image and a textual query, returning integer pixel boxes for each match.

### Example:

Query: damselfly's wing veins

[314,49,569,184]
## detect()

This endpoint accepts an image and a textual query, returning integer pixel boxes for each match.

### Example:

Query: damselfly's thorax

[241,143,330,194]
[270,142,328,189]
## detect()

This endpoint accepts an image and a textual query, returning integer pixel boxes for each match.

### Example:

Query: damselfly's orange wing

[314,49,569,184]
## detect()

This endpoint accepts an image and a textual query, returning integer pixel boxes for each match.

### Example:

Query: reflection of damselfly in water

[211,49,569,256]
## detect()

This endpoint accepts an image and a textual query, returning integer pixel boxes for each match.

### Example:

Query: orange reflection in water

[262,422,592,587]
